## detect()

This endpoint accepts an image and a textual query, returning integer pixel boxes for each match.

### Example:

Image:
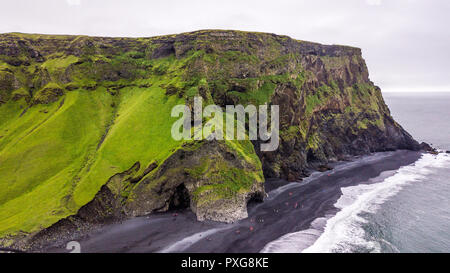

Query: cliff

[0,30,419,247]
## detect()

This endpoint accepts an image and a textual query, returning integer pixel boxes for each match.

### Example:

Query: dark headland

[0,30,426,250]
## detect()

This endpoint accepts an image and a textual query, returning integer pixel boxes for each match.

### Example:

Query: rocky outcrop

[32,83,64,104]
[0,70,21,103]
[125,140,264,223]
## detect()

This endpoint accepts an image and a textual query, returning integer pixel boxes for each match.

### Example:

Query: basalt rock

[32,83,64,104]
[124,140,265,223]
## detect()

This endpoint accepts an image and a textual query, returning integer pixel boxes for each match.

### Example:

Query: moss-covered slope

[0,30,418,246]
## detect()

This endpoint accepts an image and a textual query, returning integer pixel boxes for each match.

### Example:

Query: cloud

[366,0,382,6]
[0,0,448,92]
[66,0,81,6]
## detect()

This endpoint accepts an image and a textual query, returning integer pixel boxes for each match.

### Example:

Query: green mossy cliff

[0,30,419,247]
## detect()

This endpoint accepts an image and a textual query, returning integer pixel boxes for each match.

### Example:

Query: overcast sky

[1,0,449,92]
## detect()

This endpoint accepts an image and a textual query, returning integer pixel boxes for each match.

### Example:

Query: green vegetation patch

[0,78,185,238]
[41,55,79,75]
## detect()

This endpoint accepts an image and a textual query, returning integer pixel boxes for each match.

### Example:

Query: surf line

[159,226,230,253]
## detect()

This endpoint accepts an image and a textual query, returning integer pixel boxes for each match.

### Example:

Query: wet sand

[45,150,421,253]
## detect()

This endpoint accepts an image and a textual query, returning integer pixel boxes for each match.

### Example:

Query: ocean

[361,92,450,253]
[290,92,450,253]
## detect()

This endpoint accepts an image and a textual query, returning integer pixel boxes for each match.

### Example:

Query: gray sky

[1,0,449,92]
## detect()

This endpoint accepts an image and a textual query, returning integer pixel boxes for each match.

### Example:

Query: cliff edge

[0,30,419,248]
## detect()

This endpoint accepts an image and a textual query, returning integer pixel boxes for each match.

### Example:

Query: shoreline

[40,150,422,253]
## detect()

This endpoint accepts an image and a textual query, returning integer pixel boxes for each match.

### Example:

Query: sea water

[263,92,450,253]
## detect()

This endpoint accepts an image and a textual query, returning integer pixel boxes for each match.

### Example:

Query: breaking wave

[261,153,450,253]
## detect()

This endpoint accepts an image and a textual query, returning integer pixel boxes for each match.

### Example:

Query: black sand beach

[45,150,422,253]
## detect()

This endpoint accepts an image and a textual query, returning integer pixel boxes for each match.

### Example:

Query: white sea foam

[159,226,230,253]
[260,216,330,253]
[261,153,450,253]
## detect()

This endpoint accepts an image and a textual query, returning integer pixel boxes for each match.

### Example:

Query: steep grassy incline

[0,83,187,239]
[0,33,265,244]
[0,90,112,233]
[0,30,418,246]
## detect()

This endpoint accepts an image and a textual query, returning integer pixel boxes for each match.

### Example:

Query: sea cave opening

[168,183,191,211]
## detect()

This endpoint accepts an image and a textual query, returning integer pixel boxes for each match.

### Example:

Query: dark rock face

[148,30,420,180]
[419,142,439,154]
[124,140,265,223]
[8,184,120,251]
[32,84,64,104]
[150,31,420,180]
[0,70,20,103]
